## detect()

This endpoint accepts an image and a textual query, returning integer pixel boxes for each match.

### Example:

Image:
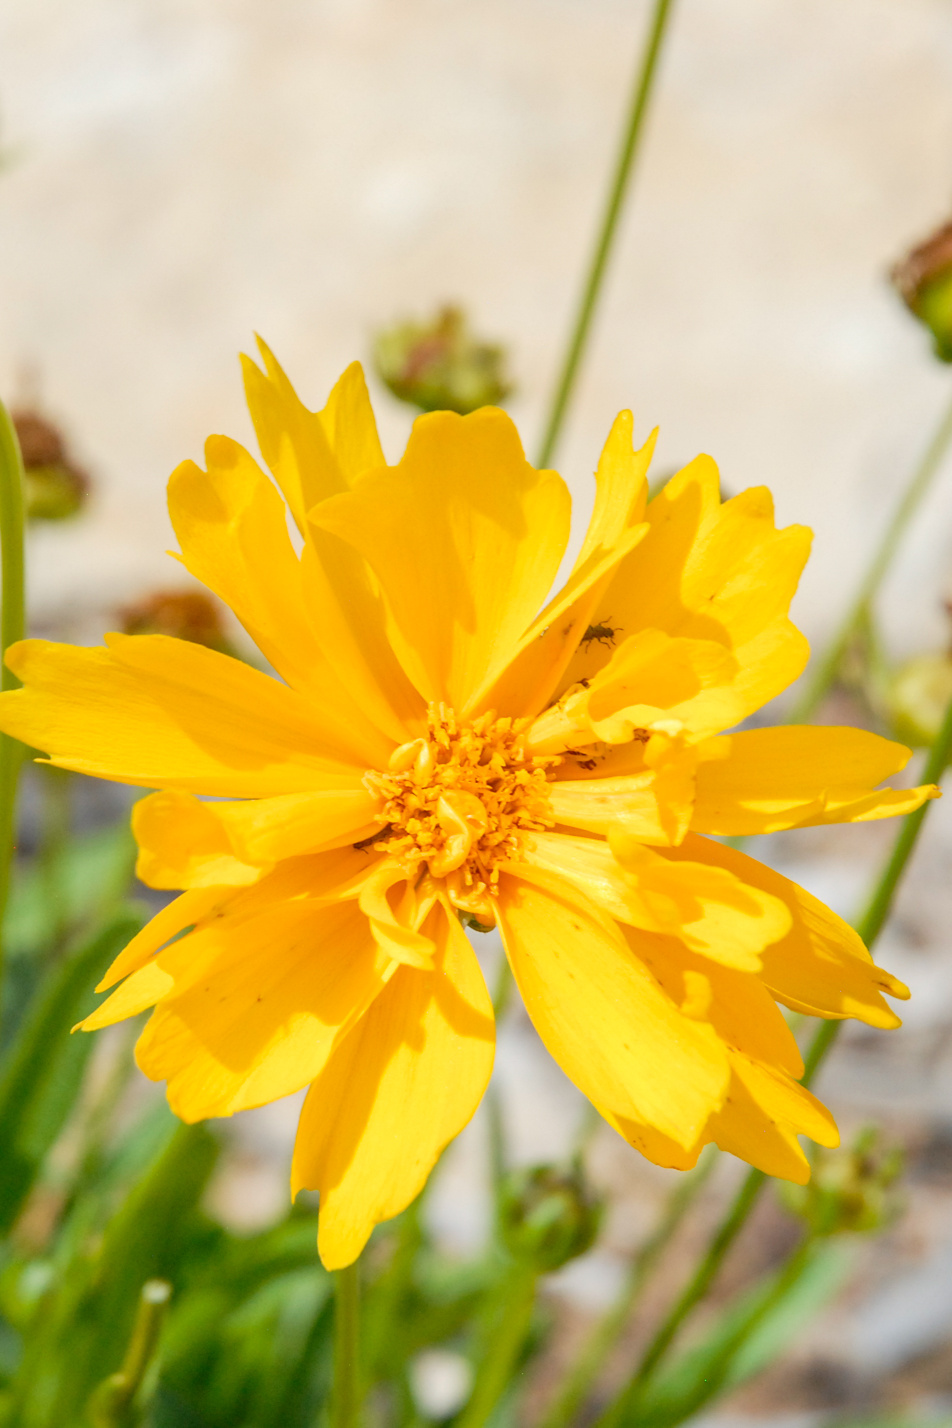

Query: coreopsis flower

[0,343,936,1269]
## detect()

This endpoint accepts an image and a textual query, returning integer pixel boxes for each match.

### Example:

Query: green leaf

[615,1241,854,1428]
[3,823,137,961]
[0,909,145,1234]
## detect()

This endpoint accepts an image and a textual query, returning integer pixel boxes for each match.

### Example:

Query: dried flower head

[373,305,512,414]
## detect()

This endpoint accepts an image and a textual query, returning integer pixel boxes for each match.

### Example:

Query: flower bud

[373,305,513,415]
[887,649,952,751]
[498,1163,602,1272]
[779,1126,903,1237]
[118,589,235,656]
[12,409,89,522]
[891,219,952,361]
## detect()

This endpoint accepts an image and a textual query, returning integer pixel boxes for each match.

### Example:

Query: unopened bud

[780,1126,903,1237]
[498,1163,601,1272]
[887,650,952,752]
[12,409,89,522]
[891,219,952,362]
[373,305,513,415]
[119,590,235,656]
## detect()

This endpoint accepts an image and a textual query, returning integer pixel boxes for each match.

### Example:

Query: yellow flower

[0,343,936,1269]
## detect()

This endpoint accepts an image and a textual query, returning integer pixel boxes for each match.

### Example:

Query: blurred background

[3,1,952,1424]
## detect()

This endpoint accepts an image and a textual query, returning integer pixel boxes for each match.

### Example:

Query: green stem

[86,1279,172,1427]
[535,0,677,468]
[0,400,26,1017]
[598,689,952,1424]
[654,1236,815,1427]
[456,1263,538,1428]
[333,1262,362,1428]
[802,677,952,1087]
[40,764,73,954]
[791,384,952,723]
[539,1147,717,1428]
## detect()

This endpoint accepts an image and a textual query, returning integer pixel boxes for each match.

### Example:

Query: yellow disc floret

[364,704,558,921]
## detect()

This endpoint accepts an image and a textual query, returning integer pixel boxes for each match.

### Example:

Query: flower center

[363,704,558,920]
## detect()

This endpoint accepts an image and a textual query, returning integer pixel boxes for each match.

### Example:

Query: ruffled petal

[0,636,367,796]
[167,435,402,761]
[544,733,696,845]
[692,725,939,834]
[706,1057,839,1184]
[522,830,790,971]
[472,413,653,718]
[529,629,739,750]
[357,863,440,969]
[310,408,571,709]
[291,904,494,1269]
[670,835,909,1028]
[93,886,225,992]
[242,341,384,530]
[167,436,325,689]
[133,792,266,889]
[556,459,812,728]
[133,899,392,1121]
[495,867,728,1149]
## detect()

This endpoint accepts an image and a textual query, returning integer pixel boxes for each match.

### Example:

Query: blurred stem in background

[332,1263,362,1428]
[39,764,73,954]
[596,680,952,1428]
[539,1147,718,1428]
[86,1278,172,1428]
[0,398,26,1014]
[535,0,676,468]
[791,384,952,723]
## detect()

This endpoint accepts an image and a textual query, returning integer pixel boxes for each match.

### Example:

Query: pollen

[363,703,558,922]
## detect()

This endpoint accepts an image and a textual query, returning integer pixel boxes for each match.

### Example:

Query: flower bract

[0,342,936,1268]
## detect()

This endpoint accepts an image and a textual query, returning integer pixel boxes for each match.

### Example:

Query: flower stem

[86,1279,172,1427]
[456,1262,538,1428]
[598,684,952,1425]
[535,0,677,468]
[332,1262,362,1428]
[538,1146,717,1428]
[802,676,952,1086]
[791,384,952,724]
[0,399,26,1015]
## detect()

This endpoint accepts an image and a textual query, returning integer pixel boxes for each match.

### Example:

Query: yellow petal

[300,535,427,745]
[544,734,696,845]
[707,1056,839,1184]
[693,725,939,834]
[471,413,654,718]
[133,791,266,889]
[215,789,380,864]
[671,834,909,1028]
[625,927,804,1078]
[134,900,392,1121]
[95,887,226,991]
[557,460,812,727]
[357,863,438,969]
[167,437,399,764]
[0,636,366,796]
[80,960,175,1030]
[317,358,387,486]
[242,342,384,531]
[495,867,728,1148]
[291,904,494,1269]
[523,830,790,971]
[595,1105,703,1170]
[530,629,738,751]
[310,408,571,709]
[167,437,324,689]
